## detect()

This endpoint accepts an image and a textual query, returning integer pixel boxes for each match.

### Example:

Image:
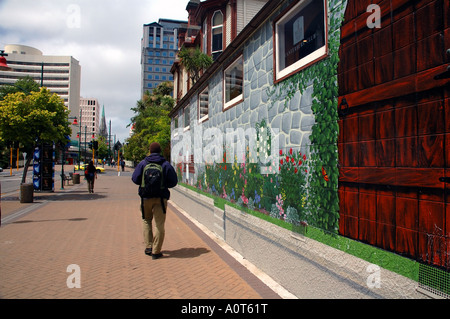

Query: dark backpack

[138,162,165,199]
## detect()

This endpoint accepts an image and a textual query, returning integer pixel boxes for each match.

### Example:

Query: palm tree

[178,46,213,84]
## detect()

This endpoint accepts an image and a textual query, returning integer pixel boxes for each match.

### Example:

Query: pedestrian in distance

[132,142,178,259]
[85,161,97,193]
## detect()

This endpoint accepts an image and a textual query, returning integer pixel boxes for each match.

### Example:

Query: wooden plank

[338,65,450,109]
[339,167,445,189]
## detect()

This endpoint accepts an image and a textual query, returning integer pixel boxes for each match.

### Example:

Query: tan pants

[141,198,167,254]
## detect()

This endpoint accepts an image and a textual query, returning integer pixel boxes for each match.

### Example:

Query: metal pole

[78,109,81,171]
[84,125,87,164]
[61,145,65,190]
[10,147,13,176]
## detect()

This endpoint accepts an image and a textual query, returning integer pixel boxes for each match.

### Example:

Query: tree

[95,136,109,160]
[0,77,41,169]
[0,76,40,100]
[178,46,213,84]
[125,81,174,163]
[0,87,71,183]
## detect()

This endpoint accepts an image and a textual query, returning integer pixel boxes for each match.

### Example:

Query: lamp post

[0,50,12,71]
[59,117,78,190]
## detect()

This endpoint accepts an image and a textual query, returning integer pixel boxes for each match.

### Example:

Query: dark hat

[150,142,161,154]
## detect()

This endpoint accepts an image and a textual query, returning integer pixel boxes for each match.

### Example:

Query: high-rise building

[0,44,81,119]
[78,97,100,146]
[141,19,187,97]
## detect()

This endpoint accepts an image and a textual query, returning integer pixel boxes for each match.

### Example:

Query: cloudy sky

[0,0,189,143]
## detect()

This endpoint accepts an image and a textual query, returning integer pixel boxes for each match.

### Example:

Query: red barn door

[337,0,450,269]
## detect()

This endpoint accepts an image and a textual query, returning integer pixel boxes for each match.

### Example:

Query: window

[202,19,208,54]
[274,0,327,82]
[223,55,244,110]
[212,11,223,60]
[198,86,209,122]
[184,105,190,130]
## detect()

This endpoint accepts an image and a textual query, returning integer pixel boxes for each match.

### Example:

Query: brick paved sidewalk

[0,171,280,299]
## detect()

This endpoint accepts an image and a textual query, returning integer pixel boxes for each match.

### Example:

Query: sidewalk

[0,169,281,299]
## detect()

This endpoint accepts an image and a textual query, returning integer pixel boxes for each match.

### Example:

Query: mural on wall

[182,0,347,235]
[197,119,309,226]
[175,0,449,272]
[338,0,450,270]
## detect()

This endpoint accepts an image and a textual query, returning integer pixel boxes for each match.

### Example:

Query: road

[0,164,121,197]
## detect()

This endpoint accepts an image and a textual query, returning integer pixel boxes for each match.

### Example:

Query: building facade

[170,0,450,279]
[141,19,187,97]
[171,0,268,103]
[78,97,100,144]
[0,44,81,120]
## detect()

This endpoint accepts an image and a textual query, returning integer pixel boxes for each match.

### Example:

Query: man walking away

[85,161,97,193]
[132,142,178,259]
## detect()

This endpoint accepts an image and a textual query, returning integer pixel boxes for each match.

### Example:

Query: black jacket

[131,153,178,199]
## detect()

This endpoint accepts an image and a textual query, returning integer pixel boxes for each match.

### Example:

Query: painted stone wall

[172,0,347,234]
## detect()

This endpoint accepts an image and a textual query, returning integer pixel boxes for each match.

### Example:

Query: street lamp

[60,117,78,189]
[0,50,12,71]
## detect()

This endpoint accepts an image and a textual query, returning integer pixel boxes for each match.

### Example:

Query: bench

[61,172,73,185]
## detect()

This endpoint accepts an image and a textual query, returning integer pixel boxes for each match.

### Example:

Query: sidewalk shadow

[163,247,210,259]
[35,192,106,201]
[13,218,88,224]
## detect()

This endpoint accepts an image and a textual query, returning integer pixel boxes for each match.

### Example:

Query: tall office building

[141,19,187,97]
[0,44,81,119]
[78,97,100,146]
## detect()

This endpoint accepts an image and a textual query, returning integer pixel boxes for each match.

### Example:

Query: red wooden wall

[337,0,450,270]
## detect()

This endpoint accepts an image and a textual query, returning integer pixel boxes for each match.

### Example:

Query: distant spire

[99,105,107,138]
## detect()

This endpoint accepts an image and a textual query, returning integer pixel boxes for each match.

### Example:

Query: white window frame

[223,55,244,110]
[274,0,328,82]
[211,10,224,58]
[183,105,190,131]
[198,86,209,123]
[173,115,179,136]
[202,19,208,54]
